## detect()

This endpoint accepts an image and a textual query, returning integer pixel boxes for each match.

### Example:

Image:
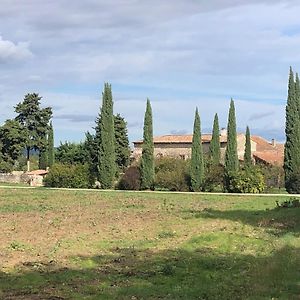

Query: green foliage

[260,164,285,190]
[224,99,239,191]
[48,122,55,167]
[55,142,88,165]
[244,126,252,166]
[276,198,300,208]
[0,119,26,171]
[284,67,300,192]
[190,108,204,191]
[209,113,221,165]
[140,99,155,190]
[17,154,39,172]
[155,157,190,191]
[98,83,116,189]
[285,169,300,194]
[203,162,224,192]
[226,167,265,193]
[117,166,141,190]
[114,114,130,171]
[14,93,52,169]
[44,163,90,188]
[39,148,48,170]
[83,131,98,184]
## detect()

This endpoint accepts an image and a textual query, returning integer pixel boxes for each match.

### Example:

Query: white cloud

[0,36,32,63]
[0,0,297,145]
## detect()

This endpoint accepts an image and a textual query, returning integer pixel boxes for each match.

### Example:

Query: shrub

[286,170,300,194]
[260,164,285,190]
[117,166,141,190]
[226,167,265,193]
[44,163,90,188]
[0,160,13,173]
[155,157,189,191]
[203,163,224,192]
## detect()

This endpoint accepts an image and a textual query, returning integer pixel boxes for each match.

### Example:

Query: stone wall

[133,135,257,162]
[0,172,44,186]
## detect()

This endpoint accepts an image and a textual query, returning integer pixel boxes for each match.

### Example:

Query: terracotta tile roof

[26,169,48,176]
[253,151,284,166]
[250,135,278,151]
[134,134,227,144]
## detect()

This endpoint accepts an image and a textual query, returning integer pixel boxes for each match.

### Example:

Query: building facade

[133,131,284,166]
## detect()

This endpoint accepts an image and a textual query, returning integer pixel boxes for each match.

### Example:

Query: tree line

[137,97,265,193]
[1,68,296,193]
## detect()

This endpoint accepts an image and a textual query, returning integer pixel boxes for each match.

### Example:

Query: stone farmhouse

[133,129,284,166]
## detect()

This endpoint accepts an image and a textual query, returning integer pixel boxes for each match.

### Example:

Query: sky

[1,0,300,146]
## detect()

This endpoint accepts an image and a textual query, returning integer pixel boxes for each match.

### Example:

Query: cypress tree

[284,68,297,189]
[48,122,55,167]
[224,99,238,190]
[295,73,300,110]
[190,108,204,192]
[140,99,154,190]
[98,83,116,189]
[114,114,130,171]
[39,144,48,170]
[244,126,252,167]
[284,68,300,192]
[209,113,220,165]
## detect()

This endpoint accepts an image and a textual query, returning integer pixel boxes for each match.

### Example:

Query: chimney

[220,128,227,137]
[271,138,276,147]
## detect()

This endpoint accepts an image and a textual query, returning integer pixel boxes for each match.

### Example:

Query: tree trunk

[27,147,30,172]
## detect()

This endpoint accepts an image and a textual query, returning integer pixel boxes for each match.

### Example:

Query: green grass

[0,188,299,299]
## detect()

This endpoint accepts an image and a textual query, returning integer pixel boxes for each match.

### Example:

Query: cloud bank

[0,0,299,144]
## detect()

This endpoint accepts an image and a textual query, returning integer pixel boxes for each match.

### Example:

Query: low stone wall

[0,172,44,186]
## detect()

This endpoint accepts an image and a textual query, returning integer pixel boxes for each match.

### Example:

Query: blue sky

[0,0,300,146]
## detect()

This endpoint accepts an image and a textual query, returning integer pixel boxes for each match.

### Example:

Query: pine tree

[224,99,238,190]
[15,93,52,171]
[98,83,116,189]
[244,126,252,167]
[114,114,130,171]
[48,122,55,167]
[209,113,220,165]
[140,99,154,190]
[190,108,204,191]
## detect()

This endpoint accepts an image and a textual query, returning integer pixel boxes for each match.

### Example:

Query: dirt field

[0,188,299,299]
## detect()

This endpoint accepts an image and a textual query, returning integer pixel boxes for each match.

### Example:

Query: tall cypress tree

[48,122,55,167]
[209,113,220,165]
[140,99,154,190]
[284,68,300,192]
[98,83,116,189]
[190,108,204,192]
[224,99,238,190]
[244,126,252,167]
[284,67,299,190]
